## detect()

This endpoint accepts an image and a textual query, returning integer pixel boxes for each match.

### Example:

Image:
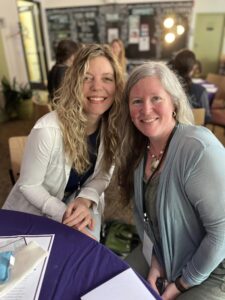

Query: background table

[0,209,161,300]
[192,78,218,107]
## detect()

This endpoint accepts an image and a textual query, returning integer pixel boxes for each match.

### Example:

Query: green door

[193,13,225,76]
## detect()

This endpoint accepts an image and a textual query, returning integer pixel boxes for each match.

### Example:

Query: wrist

[174,276,188,293]
[76,197,92,208]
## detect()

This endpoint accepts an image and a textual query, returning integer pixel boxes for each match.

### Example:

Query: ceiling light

[164,32,175,43]
[163,17,174,29]
[177,25,185,35]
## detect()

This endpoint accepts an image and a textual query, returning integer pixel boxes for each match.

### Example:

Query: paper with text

[0,235,54,300]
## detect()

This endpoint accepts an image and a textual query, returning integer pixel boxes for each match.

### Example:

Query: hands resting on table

[62,197,96,240]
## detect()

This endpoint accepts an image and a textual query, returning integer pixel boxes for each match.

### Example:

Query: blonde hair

[54,44,125,174]
[117,61,194,201]
[110,39,127,74]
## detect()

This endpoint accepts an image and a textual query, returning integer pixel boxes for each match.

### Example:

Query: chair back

[192,108,205,125]
[8,136,27,184]
[206,73,225,100]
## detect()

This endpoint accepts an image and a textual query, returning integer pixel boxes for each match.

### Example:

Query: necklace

[147,145,164,173]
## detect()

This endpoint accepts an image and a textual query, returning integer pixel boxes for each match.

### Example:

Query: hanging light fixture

[164,32,175,44]
[163,17,174,29]
[176,24,185,35]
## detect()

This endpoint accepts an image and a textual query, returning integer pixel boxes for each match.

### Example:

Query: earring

[172,111,176,118]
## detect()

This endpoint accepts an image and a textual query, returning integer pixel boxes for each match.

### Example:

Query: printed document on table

[0,234,54,300]
[81,268,156,300]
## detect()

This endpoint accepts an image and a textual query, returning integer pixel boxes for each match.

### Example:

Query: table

[0,210,161,300]
[192,78,218,107]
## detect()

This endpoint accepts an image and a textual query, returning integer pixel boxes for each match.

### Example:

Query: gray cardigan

[133,124,225,286]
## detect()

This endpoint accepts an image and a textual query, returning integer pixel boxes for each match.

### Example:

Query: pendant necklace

[146,123,178,178]
[147,145,164,173]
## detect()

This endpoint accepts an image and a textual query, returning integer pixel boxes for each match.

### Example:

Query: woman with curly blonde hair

[3,44,125,241]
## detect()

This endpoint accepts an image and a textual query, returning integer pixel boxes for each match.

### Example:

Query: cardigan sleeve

[76,140,114,214]
[182,143,225,286]
[18,127,67,222]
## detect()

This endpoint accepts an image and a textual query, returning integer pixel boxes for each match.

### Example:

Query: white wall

[1,0,225,84]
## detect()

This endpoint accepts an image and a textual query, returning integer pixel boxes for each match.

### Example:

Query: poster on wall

[129,15,140,44]
[107,28,119,43]
[139,37,150,51]
[139,23,150,51]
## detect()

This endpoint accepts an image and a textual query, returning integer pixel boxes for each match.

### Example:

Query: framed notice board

[46,6,99,60]
[46,1,193,61]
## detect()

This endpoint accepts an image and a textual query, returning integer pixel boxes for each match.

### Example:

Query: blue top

[65,128,100,196]
[189,83,211,122]
[133,124,225,286]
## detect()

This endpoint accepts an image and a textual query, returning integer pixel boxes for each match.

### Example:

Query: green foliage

[1,77,33,119]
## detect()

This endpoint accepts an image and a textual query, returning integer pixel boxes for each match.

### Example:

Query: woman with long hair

[117,61,225,299]
[3,44,125,241]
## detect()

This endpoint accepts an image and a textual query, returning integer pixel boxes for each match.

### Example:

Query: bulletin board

[46,1,193,61]
[46,6,99,60]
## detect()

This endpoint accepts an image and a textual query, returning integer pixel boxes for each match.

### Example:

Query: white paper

[139,36,150,51]
[81,268,156,300]
[129,15,140,44]
[0,235,54,300]
[107,28,119,43]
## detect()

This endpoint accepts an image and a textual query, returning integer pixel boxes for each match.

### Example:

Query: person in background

[47,39,79,101]
[117,61,225,299]
[192,59,203,79]
[169,49,211,123]
[110,38,127,77]
[3,44,124,241]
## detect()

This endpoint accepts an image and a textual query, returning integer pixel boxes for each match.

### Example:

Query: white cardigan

[3,111,113,226]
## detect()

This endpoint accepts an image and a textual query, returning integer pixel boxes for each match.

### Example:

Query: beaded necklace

[147,145,164,173]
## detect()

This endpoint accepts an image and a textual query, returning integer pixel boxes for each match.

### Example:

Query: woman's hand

[147,255,166,295]
[161,282,181,300]
[79,228,97,240]
[62,197,94,231]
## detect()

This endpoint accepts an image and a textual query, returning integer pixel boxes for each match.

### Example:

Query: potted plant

[1,76,33,120]
[1,77,20,120]
[17,82,33,120]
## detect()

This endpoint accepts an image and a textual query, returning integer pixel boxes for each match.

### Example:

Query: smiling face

[129,76,176,143]
[82,56,116,121]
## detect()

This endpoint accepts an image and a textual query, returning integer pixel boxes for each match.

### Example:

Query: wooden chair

[8,136,27,184]
[192,108,206,125]
[207,109,225,135]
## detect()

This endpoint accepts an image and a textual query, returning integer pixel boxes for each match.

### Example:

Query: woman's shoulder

[33,111,60,130]
[177,124,223,149]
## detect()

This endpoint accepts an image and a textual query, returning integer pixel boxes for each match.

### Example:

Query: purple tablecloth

[0,209,161,300]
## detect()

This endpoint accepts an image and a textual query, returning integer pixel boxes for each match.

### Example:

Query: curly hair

[116,61,194,203]
[54,44,125,174]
